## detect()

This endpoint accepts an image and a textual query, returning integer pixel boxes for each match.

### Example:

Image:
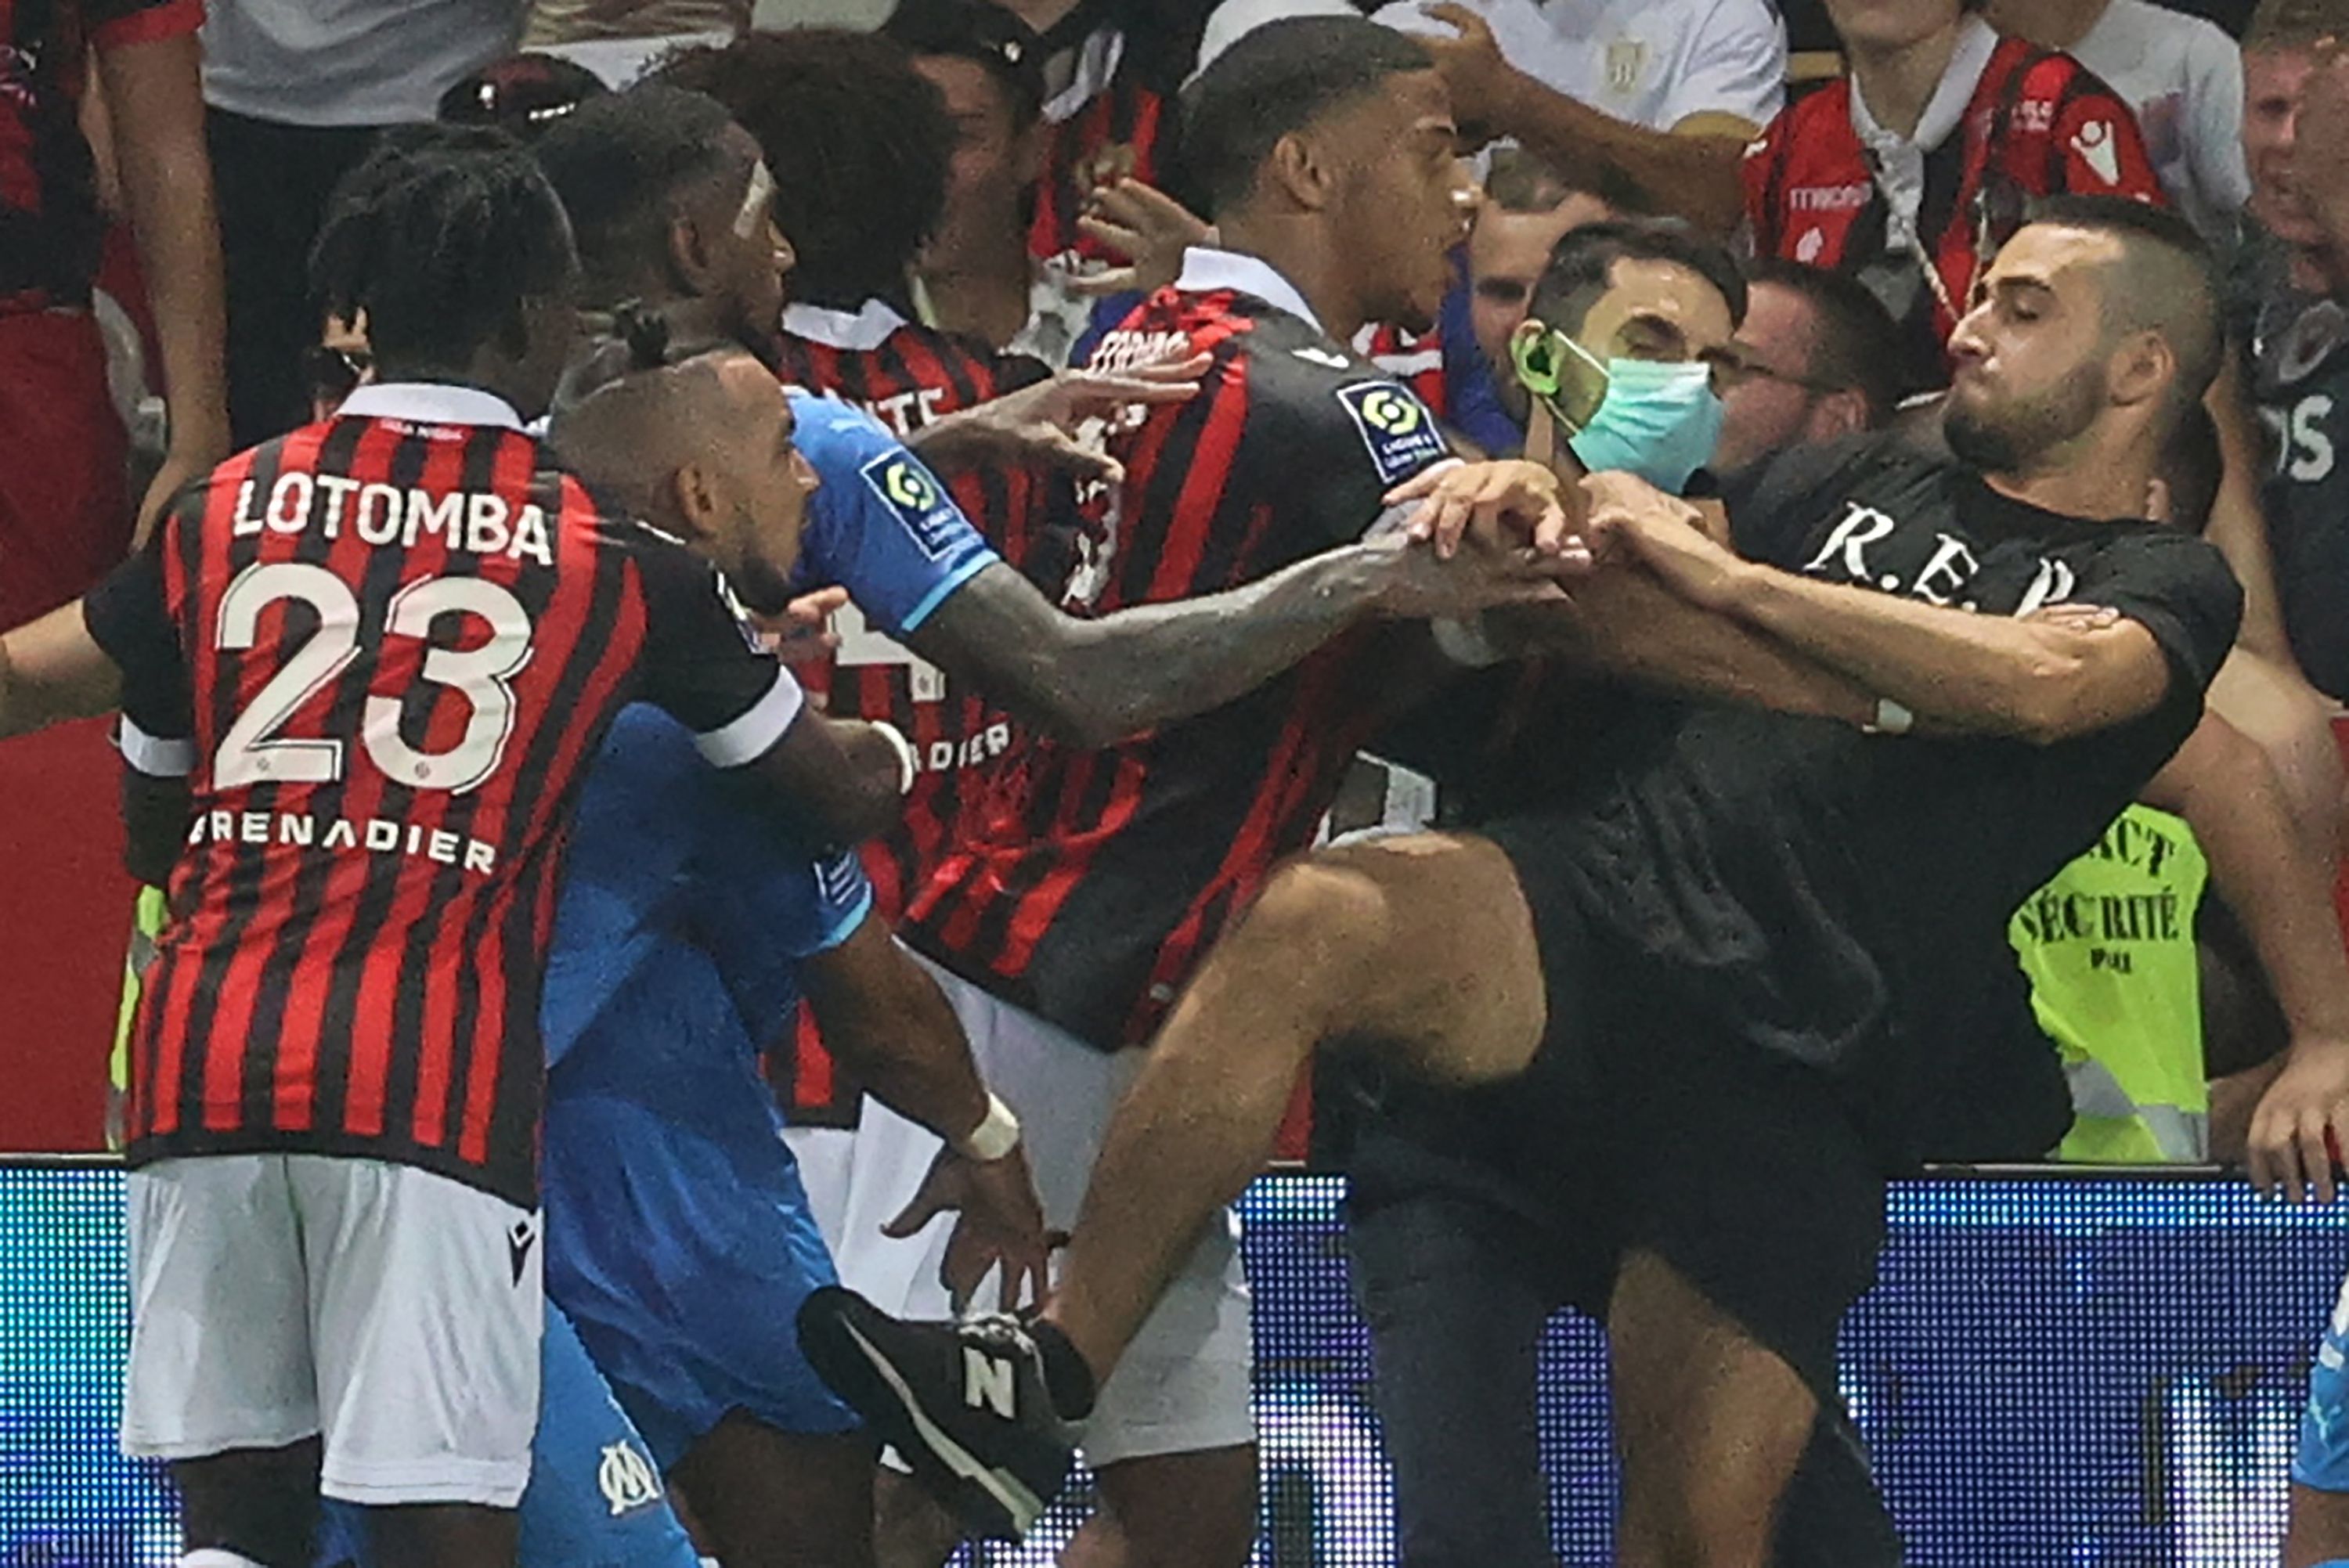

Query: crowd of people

[8,0,2349,1564]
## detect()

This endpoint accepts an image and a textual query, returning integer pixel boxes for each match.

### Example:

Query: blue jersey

[787,388,998,638]
[539,703,871,1471]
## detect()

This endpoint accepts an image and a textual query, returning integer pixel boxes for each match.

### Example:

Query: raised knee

[1244,851,1408,968]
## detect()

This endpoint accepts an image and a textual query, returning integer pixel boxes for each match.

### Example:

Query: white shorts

[121,1152,543,1507]
[786,954,1254,1470]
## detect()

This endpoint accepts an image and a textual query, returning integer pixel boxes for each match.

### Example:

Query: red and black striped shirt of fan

[1743,22,2162,396]
[904,247,1455,1053]
[1023,1,1203,269]
[769,294,1066,1123]
[85,382,805,1208]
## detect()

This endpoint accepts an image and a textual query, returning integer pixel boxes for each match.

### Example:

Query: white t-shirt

[2065,0,2249,235]
[1370,0,1785,133]
[203,0,525,126]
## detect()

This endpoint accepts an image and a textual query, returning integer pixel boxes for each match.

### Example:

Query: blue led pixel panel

[3,1162,2342,1566]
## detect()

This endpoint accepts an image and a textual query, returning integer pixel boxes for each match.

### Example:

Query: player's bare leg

[1608,1251,1817,1568]
[1044,833,1548,1382]
[1066,1447,1260,1568]
[871,1468,965,1568]
[2284,1483,2349,1566]
[173,1439,323,1568]
[366,1503,518,1568]
[670,1412,875,1568]
[796,834,1550,1539]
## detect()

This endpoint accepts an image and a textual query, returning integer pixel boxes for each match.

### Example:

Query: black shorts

[1473,816,1889,1398]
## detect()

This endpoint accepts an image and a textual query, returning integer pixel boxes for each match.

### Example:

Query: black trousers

[204,107,384,446]
[1345,1172,1905,1568]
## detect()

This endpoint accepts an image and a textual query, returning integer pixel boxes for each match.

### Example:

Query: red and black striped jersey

[1355,322,1449,420]
[1023,6,1203,267]
[1743,29,2161,394]
[82,382,802,1206]
[904,251,1455,1051]
[770,300,1057,1121]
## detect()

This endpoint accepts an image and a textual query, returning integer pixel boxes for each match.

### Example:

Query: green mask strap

[1510,326,1608,434]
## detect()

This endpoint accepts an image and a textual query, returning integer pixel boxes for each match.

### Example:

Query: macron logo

[963,1347,1019,1419]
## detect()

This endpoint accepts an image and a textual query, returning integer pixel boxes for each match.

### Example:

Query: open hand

[1417,2,1520,136]
[752,585,849,665]
[884,1143,1054,1313]
[1386,459,1588,559]
[911,348,1211,485]
[2247,1039,2349,1202]
[1073,179,1214,298]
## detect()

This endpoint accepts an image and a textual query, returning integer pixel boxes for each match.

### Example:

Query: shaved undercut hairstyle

[1175,16,1432,218]
[546,337,756,522]
[2027,194,2224,426]
[532,85,751,307]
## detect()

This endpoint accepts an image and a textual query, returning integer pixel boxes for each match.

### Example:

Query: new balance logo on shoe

[964,1346,1019,1418]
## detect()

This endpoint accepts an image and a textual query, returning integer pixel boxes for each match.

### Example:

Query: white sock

[180,1551,274,1568]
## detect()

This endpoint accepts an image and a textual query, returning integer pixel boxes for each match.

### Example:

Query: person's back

[116,374,785,1195]
[62,126,814,1568]
[906,269,1452,1048]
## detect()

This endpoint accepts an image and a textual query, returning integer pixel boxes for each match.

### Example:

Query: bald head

[550,342,815,613]
[550,346,766,524]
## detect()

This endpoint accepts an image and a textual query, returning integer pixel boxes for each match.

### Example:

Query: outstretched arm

[1413,2,1759,233]
[907,532,1582,750]
[1478,566,1878,722]
[1589,474,2188,744]
[0,602,125,741]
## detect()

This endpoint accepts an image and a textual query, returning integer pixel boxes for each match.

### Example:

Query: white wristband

[871,719,918,795]
[956,1092,1022,1162]
[1871,697,1914,736]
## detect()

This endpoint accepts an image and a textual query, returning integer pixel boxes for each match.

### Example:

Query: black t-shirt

[2253,296,2349,698]
[1501,436,2242,1154]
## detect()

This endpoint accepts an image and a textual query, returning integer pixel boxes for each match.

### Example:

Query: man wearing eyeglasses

[1709,258,1907,479]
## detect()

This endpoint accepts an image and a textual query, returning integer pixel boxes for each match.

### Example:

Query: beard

[1942,359,2105,474]
[731,552,799,617]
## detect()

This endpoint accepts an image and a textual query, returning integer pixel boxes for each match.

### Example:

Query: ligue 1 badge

[2277,299,2349,387]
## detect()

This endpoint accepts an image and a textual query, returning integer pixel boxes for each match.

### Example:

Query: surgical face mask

[1511,326,1725,496]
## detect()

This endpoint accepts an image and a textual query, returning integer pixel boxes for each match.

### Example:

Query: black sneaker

[796,1285,1076,1539]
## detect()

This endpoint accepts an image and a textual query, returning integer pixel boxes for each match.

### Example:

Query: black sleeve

[83,544,193,772]
[1720,433,1900,568]
[625,528,807,770]
[2073,529,2246,701]
[1241,330,1458,557]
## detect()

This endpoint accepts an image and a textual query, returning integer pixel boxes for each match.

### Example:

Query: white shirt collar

[781,298,911,353]
[1173,247,1324,333]
[336,381,527,430]
[1848,16,1999,156]
[1848,17,2000,250]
